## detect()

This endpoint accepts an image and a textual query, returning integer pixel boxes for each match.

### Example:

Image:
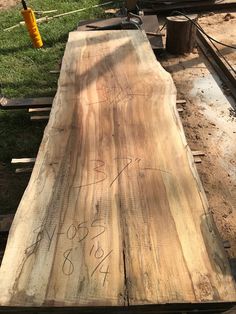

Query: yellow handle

[21,8,43,48]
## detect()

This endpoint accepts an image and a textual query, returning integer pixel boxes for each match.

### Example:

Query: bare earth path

[0,0,20,11]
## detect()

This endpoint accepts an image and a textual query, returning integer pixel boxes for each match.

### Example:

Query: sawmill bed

[0,303,235,314]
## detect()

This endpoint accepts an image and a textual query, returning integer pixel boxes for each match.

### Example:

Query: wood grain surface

[0,30,235,307]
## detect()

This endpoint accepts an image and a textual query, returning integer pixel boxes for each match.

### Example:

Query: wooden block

[30,115,49,121]
[176,99,186,105]
[194,156,202,163]
[11,158,36,164]
[0,97,53,110]
[166,14,198,54]
[29,108,51,113]
[15,167,33,174]
[49,70,60,74]
[0,30,235,308]
[223,240,231,249]
[192,150,205,157]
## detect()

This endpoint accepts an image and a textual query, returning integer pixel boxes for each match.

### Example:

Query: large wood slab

[0,30,235,308]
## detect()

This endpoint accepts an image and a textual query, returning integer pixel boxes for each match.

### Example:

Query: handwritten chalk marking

[62,249,74,276]
[91,250,113,278]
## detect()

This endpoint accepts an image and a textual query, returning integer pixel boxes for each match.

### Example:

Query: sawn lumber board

[0,30,235,307]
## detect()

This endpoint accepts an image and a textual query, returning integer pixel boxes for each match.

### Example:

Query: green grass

[0,0,120,213]
[0,0,111,98]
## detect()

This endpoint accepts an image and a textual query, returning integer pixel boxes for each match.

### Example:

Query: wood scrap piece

[11,158,36,164]
[194,156,202,163]
[0,30,235,308]
[15,168,33,174]
[0,97,53,109]
[146,31,164,36]
[192,150,205,156]
[49,70,60,74]
[176,99,186,105]
[35,10,58,15]
[28,108,51,113]
[30,115,49,121]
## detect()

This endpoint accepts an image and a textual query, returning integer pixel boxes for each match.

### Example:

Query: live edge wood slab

[0,30,235,309]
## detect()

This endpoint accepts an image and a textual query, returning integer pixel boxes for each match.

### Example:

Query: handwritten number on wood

[94,243,105,259]
[62,249,74,276]
[67,224,77,240]
[91,250,113,278]
[110,157,133,187]
[91,219,106,240]
[76,160,107,188]
[100,265,110,286]
[25,225,43,256]
[77,221,89,242]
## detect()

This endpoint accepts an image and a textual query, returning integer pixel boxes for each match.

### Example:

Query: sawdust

[160,14,236,257]
[199,12,236,76]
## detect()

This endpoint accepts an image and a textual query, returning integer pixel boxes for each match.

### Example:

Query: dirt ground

[160,12,236,258]
[0,0,20,10]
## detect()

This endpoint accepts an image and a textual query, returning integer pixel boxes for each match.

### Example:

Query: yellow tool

[21,0,43,48]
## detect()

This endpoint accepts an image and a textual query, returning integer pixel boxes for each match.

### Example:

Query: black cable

[160,22,167,32]
[195,19,236,75]
[21,0,28,10]
[169,11,236,76]
[171,11,236,50]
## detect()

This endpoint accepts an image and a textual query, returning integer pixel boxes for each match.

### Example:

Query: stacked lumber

[0,30,235,310]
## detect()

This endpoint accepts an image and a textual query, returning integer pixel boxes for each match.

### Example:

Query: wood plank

[193,156,202,163]
[0,303,236,313]
[0,303,236,314]
[0,97,53,109]
[15,167,33,174]
[28,108,51,113]
[30,115,49,121]
[176,99,186,105]
[11,158,36,164]
[0,30,235,308]
[192,151,205,157]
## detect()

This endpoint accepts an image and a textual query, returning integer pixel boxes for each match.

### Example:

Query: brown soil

[160,12,236,258]
[199,12,236,77]
[0,0,20,11]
